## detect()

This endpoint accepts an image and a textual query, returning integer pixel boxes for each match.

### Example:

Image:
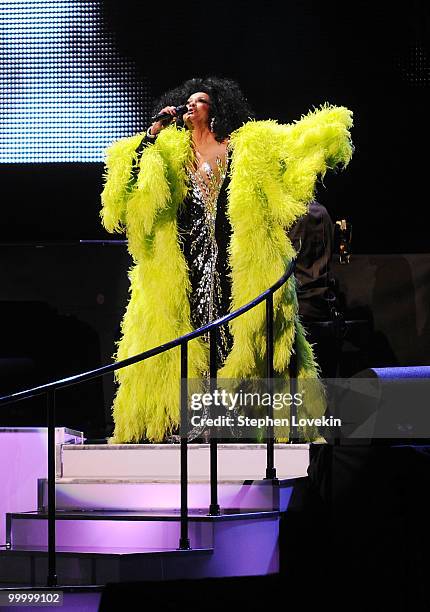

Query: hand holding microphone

[149,104,188,136]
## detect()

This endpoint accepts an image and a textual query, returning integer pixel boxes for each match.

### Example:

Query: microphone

[151,104,188,123]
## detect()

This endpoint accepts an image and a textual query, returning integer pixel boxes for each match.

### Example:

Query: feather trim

[106,127,207,442]
[100,133,144,233]
[220,106,353,438]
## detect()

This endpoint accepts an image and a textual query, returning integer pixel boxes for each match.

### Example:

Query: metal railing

[0,259,297,586]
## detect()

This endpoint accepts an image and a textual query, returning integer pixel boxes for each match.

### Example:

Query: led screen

[0,0,150,162]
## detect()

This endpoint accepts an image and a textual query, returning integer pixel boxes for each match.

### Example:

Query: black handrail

[0,259,296,586]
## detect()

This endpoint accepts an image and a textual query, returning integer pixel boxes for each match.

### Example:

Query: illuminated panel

[0,0,150,162]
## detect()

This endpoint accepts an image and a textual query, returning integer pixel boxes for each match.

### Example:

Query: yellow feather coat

[101,105,353,443]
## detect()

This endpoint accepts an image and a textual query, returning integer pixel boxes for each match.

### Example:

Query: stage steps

[0,441,312,586]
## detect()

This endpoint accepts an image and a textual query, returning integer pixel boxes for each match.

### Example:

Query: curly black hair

[152,76,254,143]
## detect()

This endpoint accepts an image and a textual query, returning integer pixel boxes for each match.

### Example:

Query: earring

[210,117,216,133]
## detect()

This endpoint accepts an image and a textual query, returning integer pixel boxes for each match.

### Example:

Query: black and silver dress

[177,151,233,365]
[133,133,233,359]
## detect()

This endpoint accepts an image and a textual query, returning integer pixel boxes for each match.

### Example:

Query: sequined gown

[177,153,233,364]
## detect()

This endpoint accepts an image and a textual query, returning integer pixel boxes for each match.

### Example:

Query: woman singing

[101,76,353,443]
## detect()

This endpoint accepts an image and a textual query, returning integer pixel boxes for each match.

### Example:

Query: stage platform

[0,429,311,587]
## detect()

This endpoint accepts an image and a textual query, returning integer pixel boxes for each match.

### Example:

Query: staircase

[0,440,310,586]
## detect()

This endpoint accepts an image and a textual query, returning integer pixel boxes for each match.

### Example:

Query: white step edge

[60,443,310,480]
[39,477,301,512]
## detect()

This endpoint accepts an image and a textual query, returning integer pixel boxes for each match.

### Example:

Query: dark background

[103,0,428,255]
[1,0,429,437]
[1,0,429,252]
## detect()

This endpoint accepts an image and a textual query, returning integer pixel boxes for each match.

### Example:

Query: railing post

[179,342,191,550]
[209,328,220,516]
[46,389,57,587]
[289,335,299,443]
[265,293,277,480]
